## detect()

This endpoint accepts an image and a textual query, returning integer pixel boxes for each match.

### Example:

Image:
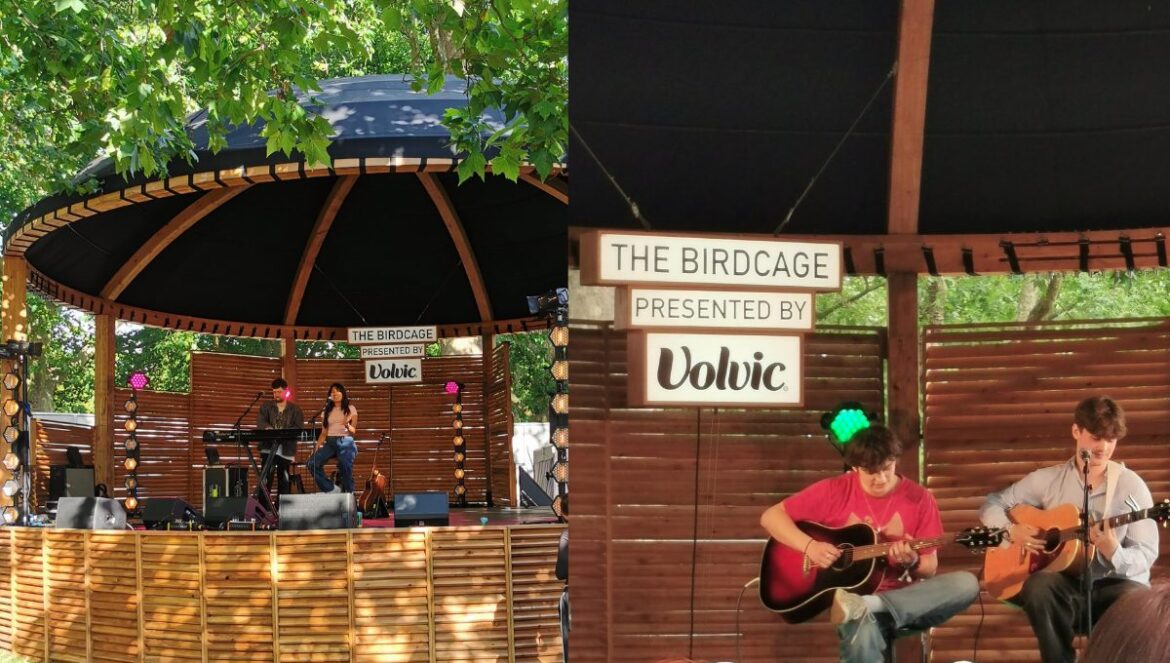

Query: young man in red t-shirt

[760,426,979,662]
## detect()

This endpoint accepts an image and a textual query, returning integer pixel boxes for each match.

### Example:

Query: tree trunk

[1027,273,1063,321]
[923,277,947,326]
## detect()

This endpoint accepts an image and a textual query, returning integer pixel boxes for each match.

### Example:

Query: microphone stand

[1080,449,1093,637]
[232,392,273,523]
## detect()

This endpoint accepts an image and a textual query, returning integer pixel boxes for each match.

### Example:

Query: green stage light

[821,403,872,444]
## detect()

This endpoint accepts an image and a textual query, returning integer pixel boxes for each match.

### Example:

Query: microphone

[1080,449,1091,462]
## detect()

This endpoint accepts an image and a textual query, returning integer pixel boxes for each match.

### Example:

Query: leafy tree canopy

[0,0,567,215]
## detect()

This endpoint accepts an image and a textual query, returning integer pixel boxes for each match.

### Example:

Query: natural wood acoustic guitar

[982,499,1170,602]
[758,521,1004,623]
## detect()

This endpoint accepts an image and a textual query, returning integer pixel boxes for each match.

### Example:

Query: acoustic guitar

[358,432,390,518]
[758,521,1004,623]
[982,499,1170,602]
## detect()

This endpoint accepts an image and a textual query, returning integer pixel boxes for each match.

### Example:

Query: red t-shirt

[782,472,943,591]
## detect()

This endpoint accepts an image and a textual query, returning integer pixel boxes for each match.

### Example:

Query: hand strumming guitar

[805,539,842,569]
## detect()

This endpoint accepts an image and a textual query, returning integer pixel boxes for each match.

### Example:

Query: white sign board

[364,359,423,384]
[628,332,803,407]
[360,344,427,359]
[580,230,842,291]
[615,287,814,332]
[348,326,437,345]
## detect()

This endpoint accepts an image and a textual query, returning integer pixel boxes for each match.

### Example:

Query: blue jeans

[837,571,981,663]
[307,436,356,493]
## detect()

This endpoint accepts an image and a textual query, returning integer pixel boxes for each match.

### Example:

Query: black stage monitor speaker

[205,496,261,525]
[142,498,202,529]
[49,465,96,500]
[56,497,126,530]
[394,491,449,527]
[278,493,356,530]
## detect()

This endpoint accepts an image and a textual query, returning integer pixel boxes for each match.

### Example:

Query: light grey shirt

[979,458,1159,585]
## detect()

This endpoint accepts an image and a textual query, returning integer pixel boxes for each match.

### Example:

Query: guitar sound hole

[1042,529,1061,552]
[831,545,854,570]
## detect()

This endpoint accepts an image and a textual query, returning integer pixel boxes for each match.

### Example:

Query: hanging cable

[774,63,897,235]
[569,123,652,230]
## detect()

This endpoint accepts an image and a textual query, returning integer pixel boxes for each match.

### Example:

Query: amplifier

[203,466,249,501]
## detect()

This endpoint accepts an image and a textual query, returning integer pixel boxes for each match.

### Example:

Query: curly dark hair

[843,425,903,473]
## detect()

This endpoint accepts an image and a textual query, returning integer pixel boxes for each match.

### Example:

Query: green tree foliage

[816,270,1170,328]
[497,331,554,422]
[0,0,567,197]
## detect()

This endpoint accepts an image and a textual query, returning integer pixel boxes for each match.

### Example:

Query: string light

[450,382,467,507]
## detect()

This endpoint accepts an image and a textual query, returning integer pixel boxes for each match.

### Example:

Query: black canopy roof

[570,1,1170,252]
[5,76,567,338]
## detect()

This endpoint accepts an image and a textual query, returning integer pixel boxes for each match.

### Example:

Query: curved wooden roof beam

[101,185,251,301]
[520,171,568,205]
[417,173,493,321]
[283,175,359,325]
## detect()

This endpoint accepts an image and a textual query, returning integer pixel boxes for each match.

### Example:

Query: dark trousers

[1018,571,1144,663]
[259,452,292,497]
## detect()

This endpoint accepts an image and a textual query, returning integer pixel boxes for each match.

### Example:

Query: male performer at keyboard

[256,378,305,498]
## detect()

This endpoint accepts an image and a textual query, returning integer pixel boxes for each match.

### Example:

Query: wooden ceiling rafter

[283,175,359,326]
[887,0,936,236]
[520,171,569,205]
[99,185,251,301]
[417,172,494,321]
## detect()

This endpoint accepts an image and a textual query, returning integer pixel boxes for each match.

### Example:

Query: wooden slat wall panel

[431,528,511,662]
[11,529,45,662]
[509,525,564,663]
[351,529,431,663]
[0,532,9,651]
[141,534,204,663]
[0,525,564,663]
[924,319,1170,663]
[89,532,139,663]
[204,533,274,663]
[487,343,514,506]
[113,389,193,505]
[571,321,887,663]
[45,530,87,663]
[32,419,95,508]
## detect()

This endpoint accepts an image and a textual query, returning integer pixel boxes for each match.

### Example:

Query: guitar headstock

[955,527,1006,551]
[1151,498,1170,527]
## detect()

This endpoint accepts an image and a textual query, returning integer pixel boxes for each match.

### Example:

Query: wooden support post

[94,314,116,494]
[887,272,920,482]
[280,337,297,393]
[0,256,28,508]
[482,334,494,506]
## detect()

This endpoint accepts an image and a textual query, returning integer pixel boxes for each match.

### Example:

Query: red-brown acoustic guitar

[758,521,1004,623]
[358,432,390,518]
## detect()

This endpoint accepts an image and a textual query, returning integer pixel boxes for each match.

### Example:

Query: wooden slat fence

[923,318,1170,663]
[32,419,95,508]
[0,525,565,663]
[571,321,886,663]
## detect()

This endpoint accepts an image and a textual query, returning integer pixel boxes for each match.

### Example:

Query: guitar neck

[850,534,951,562]
[1057,506,1156,541]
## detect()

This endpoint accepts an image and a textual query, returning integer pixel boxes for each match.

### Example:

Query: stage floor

[361,505,560,528]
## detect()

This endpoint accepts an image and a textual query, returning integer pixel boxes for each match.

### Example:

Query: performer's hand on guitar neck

[1007,522,1045,551]
[886,539,919,569]
[1089,518,1119,558]
[806,539,842,569]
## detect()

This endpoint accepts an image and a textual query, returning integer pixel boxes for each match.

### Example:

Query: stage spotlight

[1,480,19,497]
[821,402,874,445]
[1,453,19,471]
[124,398,137,413]
[128,371,150,391]
[2,373,19,391]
